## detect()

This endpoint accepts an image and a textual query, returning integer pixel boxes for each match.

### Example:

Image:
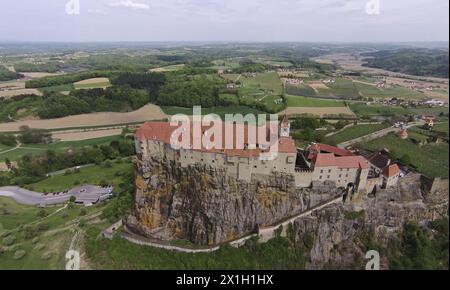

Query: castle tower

[280,114,290,137]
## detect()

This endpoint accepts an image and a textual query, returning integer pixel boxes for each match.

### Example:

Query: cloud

[88,9,108,15]
[108,0,149,10]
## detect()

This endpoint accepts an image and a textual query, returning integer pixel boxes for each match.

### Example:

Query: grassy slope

[29,162,132,192]
[0,198,104,269]
[0,135,123,161]
[331,124,389,144]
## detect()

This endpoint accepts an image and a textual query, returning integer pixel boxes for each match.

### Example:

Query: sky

[0,0,448,42]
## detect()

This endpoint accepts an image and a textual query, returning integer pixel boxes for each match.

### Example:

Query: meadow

[286,95,345,107]
[28,161,132,193]
[330,123,390,144]
[0,135,123,161]
[73,77,111,90]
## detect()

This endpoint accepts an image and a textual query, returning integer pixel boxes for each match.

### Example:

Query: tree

[4,158,12,170]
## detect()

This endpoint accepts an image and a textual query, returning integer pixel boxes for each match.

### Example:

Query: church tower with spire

[279,114,290,137]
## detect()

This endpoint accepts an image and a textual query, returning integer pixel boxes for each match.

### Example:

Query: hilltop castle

[134,117,398,193]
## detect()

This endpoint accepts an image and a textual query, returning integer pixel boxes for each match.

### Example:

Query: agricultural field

[209,59,240,70]
[354,82,426,100]
[29,161,132,193]
[38,84,74,94]
[239,72,283,98]
[330,123,390,144]
[0,104,167,132]
[284,107,356,118]
[359,132,449,178]
[350,102,450,118]
[73,78,111,90]
[149,64,185,72]
[286,95,345,107]
[434,121,449,134]
[220,74,241,82]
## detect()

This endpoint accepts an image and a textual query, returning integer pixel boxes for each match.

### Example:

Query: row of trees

[0,66,21,81]
[0,126,52,147]
[37,86,149,119]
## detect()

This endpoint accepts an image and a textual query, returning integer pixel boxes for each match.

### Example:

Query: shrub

[79,208,87,216]
[34,243,45,251]
[13,250,26,260]
[41,252,52,260]
[2,235,16,246]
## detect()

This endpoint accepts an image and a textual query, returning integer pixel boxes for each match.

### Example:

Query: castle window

[320,169,324,173]
[339,174,342,178]
[328,169,331,173]
[254,165,257,168]
[319,176,322,179]
[327,175,330,179]
[346,174,349,177]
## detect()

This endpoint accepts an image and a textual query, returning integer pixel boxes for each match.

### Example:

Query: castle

[134,116,398,193]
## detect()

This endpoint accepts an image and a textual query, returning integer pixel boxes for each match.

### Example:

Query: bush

[41,252,52,260]
[37,209,48,218]
[79,208,87,216]
[34,243,46,251]
[2,235,16,246]
[13,250,26,260]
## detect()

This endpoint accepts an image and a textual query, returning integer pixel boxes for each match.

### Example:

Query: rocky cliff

[292,173,448,269]
[127,156,345,245]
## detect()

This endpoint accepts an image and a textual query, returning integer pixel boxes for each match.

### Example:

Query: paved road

[0,185,113,206]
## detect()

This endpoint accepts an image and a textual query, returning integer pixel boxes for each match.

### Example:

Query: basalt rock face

[127,156,343,245]
[293,174,449,270]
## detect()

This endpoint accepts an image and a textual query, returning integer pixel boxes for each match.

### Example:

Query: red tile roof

[313,153,368,169]
[136,121,297,158]
[383,164,400,178]
[306,143,354,160]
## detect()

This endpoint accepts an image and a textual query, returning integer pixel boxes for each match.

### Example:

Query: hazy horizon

[0,0,449,43]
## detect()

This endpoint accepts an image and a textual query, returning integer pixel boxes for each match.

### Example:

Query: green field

[150,64,185,72]
[74,80,111,90]
[349,102,412,117]
[355,82,426,99]
[0,135,123,162]
[29,161,132,192]
[240,72,283,97]
[38,84,74,94]
[220,74,241,82]
[286,95,345,107]
[331,123,390,144]
[350,102,450,118]
[359,133,449,178]
[434,122,449,134]
[325,78,360,99]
